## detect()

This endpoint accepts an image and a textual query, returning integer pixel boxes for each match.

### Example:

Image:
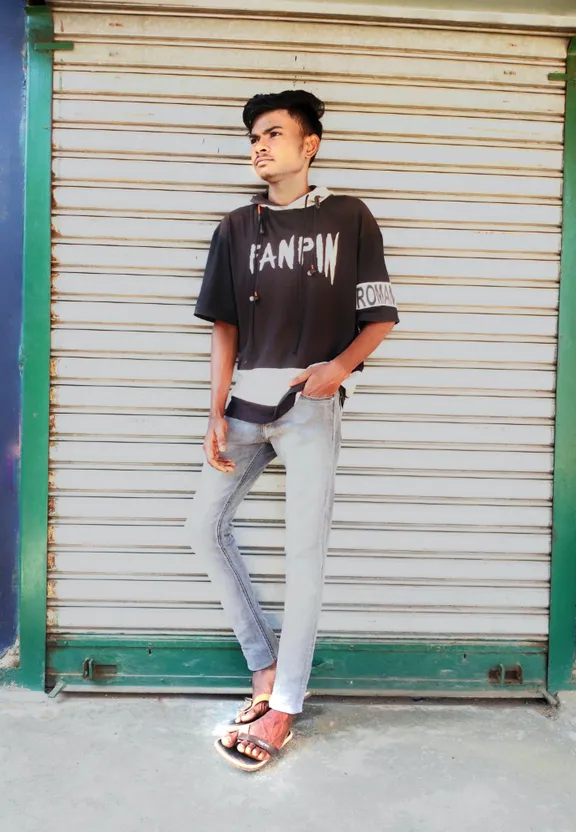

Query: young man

[187,90,398,771]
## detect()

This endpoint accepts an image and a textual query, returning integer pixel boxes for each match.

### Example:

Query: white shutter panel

[48,5,567,643]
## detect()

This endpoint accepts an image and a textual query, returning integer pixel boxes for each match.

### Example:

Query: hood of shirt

[250,186,333,211]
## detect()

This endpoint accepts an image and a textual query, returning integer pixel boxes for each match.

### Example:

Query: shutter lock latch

[82,657,118,681]
[488,663,523,686]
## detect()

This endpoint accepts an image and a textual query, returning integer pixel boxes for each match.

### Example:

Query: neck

[267,172,311,206]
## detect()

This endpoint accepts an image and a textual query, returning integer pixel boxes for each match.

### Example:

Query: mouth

[255,157,273,167]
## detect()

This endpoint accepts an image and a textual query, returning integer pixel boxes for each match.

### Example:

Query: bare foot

[222,709,294,761]
[235,662,277,724]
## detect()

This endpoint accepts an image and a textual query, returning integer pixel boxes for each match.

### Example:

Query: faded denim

[186,392,342,714]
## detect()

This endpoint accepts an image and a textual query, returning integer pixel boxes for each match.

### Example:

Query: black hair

[242,90,325,163]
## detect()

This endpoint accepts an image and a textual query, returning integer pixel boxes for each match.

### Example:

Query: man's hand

[203,415,235,472]
[289,360,349,399]
[290,322,395,400]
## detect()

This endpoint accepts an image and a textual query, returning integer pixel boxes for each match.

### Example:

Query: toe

[221,732,237,747]
[239,703,266,723]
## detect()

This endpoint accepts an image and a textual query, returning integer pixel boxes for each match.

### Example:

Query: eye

[250,137,257,145]
[270,131,280,138]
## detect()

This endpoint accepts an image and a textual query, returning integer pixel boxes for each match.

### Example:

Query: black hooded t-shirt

[195,188,399,424]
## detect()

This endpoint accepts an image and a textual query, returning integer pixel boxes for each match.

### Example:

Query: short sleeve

[356,203,399,326]
[194,216,238,326]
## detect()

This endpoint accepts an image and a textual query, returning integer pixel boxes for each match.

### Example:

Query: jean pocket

[300,393,334,401]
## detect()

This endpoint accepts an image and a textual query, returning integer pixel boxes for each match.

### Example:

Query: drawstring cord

[292,193,310,355]
[245,204,266,360]
[307,195,321,276]
[294,193,321,355]
[251,203,266,303]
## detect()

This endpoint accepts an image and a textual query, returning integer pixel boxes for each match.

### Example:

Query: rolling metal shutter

[48,4,567,646]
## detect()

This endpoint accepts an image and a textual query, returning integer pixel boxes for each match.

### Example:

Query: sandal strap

[237,692,271,717]
[251,693,271,707]
[237,732,279,758]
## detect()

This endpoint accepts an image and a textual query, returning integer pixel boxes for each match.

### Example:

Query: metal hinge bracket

[548,72,576,86]
[48,680,66,698]
[33,42,74,52]
[538,688,561,708]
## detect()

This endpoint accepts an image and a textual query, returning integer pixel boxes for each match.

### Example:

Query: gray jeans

[186,391,342,714]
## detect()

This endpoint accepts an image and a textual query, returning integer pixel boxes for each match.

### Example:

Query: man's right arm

[203,320,238,472]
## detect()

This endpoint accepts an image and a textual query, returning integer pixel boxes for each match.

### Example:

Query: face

[249,109,320,183]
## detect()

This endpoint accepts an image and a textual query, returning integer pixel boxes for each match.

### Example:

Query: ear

[304,133,320,160]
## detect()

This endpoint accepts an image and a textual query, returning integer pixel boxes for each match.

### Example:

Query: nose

[253,138,269,156]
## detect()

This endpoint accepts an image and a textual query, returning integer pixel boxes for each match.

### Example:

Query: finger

[204,440,233,472]
[204,430,234,472]
[208,456,235,473]
[203,441,216,466]
[215,422,228,453]
[289,368,311,386]
[203,430,217,458]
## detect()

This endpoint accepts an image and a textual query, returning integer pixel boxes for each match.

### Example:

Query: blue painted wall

[0,0,25,654]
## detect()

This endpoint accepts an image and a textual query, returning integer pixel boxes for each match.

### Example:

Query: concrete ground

[1,691,576,832]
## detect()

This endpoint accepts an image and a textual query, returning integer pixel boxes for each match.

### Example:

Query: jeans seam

[215,442,278,663]
[295,393,340,709]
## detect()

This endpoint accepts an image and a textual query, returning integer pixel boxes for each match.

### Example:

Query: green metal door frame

[3,9,575,694]
[0,5,53,691]
[548,38,576,692]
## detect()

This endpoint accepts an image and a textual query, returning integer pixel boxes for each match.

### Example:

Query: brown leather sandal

[214,729,293,772]
[229,693,271,726]
[229,690,311,726]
